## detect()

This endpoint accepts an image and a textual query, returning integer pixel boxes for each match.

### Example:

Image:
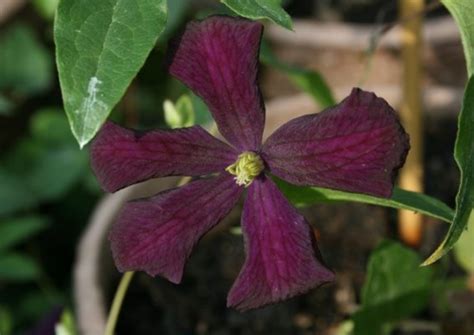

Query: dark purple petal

[109,174,242,283]
[227,176,334,311]
[91,122,237,192]
[169,16,265,151]
[262,88,410,197]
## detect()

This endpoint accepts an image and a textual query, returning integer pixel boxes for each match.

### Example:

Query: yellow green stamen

[226,151,264,187]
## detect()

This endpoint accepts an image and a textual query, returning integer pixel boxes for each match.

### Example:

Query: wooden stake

[398,0,425,247]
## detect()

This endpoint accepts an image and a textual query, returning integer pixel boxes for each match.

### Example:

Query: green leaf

[221,0,293,30]
[0,95,13,116]
[442,0,474,76]
[190,93,213,126]
[164,95,194,128]
[429,0,474,265]
[33,0,60,19]
[0,253,40,281]
[0,168,37,217]
[5,144,88,203]
[30,108,75,145]
[165,93,213,128]
[0,306,12,335]
[453,210,474,273]
[3,109,89,204]
[423,76,474,265]
[260,41,336,108]
[159,0,190,42]
[55,309,78,335]
[27,147,88,201]
[432,277,468,315]
[353,241,433,335]
[0,24,52,95]
[0,216,49,251]
[15,292,60,326]
[276,179,454,223]
[55,0,168,148]
[334,320,354,335]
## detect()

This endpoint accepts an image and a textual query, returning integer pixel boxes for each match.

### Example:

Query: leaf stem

[104,271,135,335]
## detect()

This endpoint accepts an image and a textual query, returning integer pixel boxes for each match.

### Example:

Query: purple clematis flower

[91,16,409,310]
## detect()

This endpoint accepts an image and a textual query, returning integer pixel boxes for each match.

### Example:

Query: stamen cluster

[226,151,264,187]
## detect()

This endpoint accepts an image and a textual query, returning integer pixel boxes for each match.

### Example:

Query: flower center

[226,151,264,187]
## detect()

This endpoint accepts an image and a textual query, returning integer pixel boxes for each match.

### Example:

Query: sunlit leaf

[55,0,168,147]
[221,0,292,30]
[164,95,194,129]
[55,309,78,335]
[33,0,59,19]
[453,212,474,273]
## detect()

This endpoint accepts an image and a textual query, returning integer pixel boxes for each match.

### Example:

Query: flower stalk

[104,271,134,335]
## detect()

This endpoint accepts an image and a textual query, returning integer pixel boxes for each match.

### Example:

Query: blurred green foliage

[221,0,293,30]
[32,0,59,20]
[260,41,336,108]
[0,254,41,282]
[0,306,12,335]
[0,216,49,251]
[0,95,13,116]
[2,108,89,208]
[56,309,78,335]
[0,33,99,329]
[0,106,98,333]
[353,241,433,335]
[0,24,52,97]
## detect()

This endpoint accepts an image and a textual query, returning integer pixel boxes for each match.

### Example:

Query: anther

[225,151,264,187]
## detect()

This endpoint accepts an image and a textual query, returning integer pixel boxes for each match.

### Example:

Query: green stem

[104,271,135,335]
